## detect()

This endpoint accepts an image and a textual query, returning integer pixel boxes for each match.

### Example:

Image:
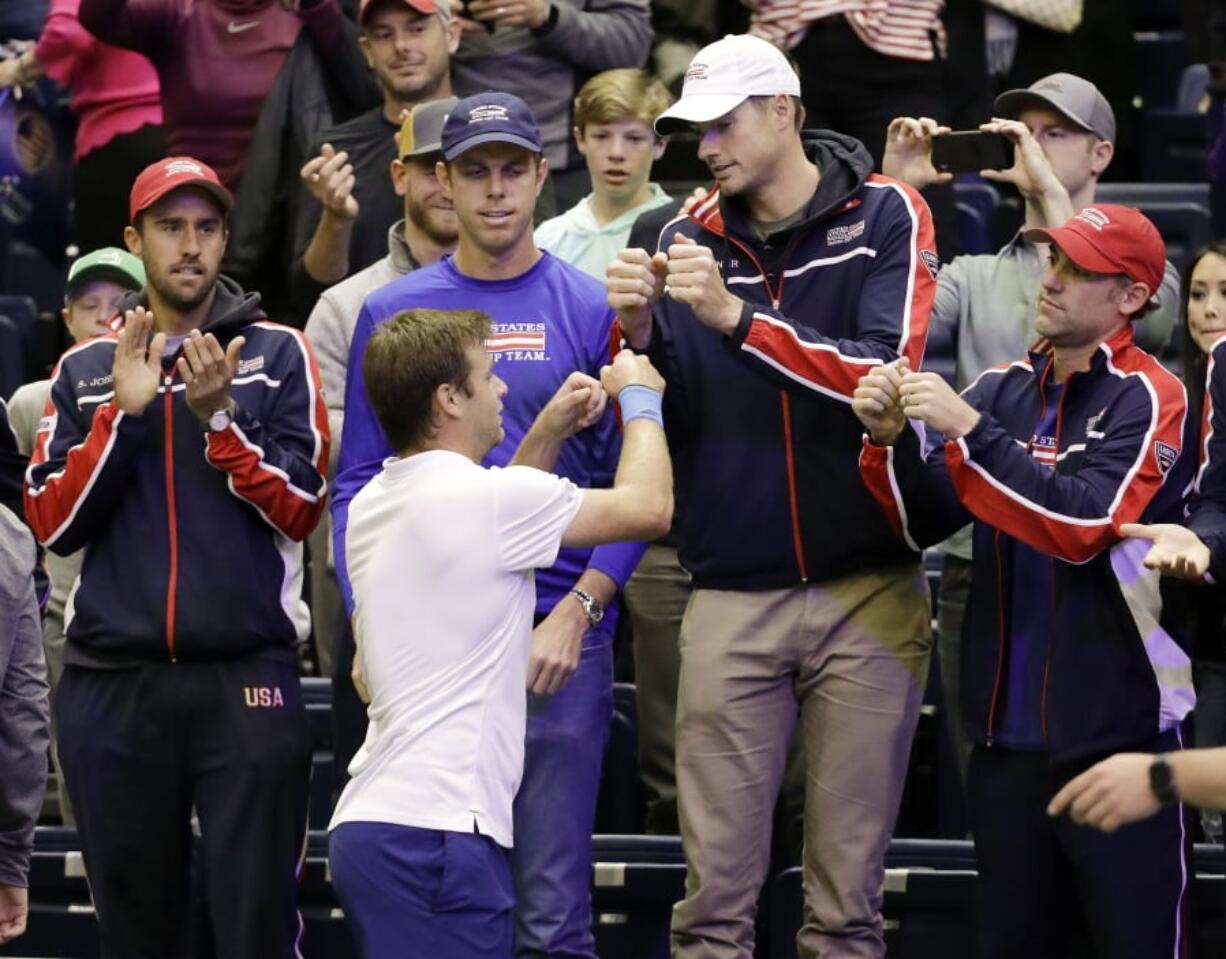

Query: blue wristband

[618,384,663,427]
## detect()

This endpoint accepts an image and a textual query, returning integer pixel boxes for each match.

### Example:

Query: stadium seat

[591,834,687,959]
[1095,182,1211,208]
[302,676,333,750]
[1142,201,1213,275]
[595,682,646,834]
[0,315,23,401]
[954,202,992,256]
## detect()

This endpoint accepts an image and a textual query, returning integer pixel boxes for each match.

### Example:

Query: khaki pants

[671,565,931,959]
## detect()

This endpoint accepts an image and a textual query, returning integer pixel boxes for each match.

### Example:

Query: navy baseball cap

[440,92,542,162]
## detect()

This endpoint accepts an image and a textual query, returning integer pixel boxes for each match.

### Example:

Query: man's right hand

[882,117,952,190]
[600,349,665,399]
[113,306,166,416]
[977,117,1072,225]
[607,248,668,349]
[852,360,908,446]
[301,144,359,222]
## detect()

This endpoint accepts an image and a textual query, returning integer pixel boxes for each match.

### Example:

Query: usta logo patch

[1154,440,1178,475]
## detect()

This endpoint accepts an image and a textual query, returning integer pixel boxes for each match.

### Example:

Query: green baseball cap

[65,247,146,301]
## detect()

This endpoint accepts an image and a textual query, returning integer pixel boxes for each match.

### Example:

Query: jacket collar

[1026,323,1137,384]
[686,130,873,243]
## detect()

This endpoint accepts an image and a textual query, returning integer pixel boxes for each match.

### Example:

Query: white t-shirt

[328,449,582,847]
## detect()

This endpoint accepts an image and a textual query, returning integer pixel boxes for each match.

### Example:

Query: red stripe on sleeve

[859,437,909,546]
[24,401,123,546]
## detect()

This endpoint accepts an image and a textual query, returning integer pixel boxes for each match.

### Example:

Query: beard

[407,200,459,249]
[150,267,217,314]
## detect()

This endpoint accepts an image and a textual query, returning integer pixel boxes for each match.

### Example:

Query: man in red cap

[852,204,1195,958]
[23,156,330,959]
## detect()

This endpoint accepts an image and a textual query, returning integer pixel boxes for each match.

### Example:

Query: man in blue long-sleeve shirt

[332,91,644,959]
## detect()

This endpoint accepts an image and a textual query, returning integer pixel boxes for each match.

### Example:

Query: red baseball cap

[358,0,446,26]
[1024,204,1166,294]
[129,156,233,223]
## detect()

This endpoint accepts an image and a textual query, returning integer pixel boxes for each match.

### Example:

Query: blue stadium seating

[0,315,22,400]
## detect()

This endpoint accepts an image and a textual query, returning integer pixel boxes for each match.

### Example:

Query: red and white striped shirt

[744,0,946,62]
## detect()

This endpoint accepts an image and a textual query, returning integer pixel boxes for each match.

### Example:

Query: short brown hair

[573,68,673,134]
[362,308,493,452]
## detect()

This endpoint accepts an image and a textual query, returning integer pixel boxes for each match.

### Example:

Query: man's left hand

[666,233,744,335]
[1119,523,1212,580]
[1047,753,1160,832]
[898,371,980,438]
[463,0,550,29]
[0,884,28,944]
[527,600,585,695]
[178,329,245,423]
[539,372,607,440]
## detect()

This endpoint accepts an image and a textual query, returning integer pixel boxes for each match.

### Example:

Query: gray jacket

[0,504,49,889]
[304,220,417,475]
[452,0,653,170]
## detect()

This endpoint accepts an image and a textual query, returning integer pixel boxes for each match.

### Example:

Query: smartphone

[931,131,1012,174]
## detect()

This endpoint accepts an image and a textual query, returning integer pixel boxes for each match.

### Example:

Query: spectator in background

[223,3,376,328]
[742,0,959,260]
[334,92,644,959]
[292,0,458,315]
[883,73,1179,788]
[535,68,672,279]
[79,0,351,192]
[0,502,49,949]
[450,0,652,215]
[23,157,329,958]
[304,96,457,769]
[0,0,162,251]
[7,246,145,825]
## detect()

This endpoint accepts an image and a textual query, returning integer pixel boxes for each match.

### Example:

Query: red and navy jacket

[1191,336,1226,577]
[24,277,330,663]
[639,130,936,589]
[860,325,1195,760]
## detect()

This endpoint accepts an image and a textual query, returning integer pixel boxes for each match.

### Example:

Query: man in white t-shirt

[327,306,671,959]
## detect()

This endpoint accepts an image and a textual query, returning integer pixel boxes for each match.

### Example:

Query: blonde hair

[573,68,673,134]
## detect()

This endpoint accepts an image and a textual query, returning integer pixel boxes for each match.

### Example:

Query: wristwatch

[1149,754,1179,805]
[203,400,237,433]
[568,588,605,627]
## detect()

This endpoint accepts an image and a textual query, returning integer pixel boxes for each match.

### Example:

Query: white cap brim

[654,93,751,135]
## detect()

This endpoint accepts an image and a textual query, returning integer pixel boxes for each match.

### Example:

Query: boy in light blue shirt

[535,68,675,280]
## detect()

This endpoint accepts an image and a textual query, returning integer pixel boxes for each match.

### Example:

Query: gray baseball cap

[398,97,459,159]
[994,72,1116,143]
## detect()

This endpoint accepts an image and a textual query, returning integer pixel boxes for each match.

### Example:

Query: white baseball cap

[654,34,800,135]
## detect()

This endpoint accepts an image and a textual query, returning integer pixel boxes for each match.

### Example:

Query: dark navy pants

[55,655,312,959]
[330,822,515,959]
[511,627,613,959]
[968,733,1190,959]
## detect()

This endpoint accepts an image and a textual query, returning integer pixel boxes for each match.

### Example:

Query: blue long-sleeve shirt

[332,252,645,623]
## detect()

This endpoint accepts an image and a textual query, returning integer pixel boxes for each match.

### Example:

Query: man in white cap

[882,73,1181,787]
[607,33,938,959]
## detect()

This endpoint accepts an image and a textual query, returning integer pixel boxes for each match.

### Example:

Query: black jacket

[225,22,379,328]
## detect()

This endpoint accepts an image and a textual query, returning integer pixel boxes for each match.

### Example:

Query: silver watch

[568,588,604,626]
[204,400,236,433]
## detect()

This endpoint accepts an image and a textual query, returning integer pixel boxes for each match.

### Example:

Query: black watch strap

[1149,754,1179,805]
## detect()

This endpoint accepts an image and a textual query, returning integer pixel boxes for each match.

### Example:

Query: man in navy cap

[332,91,644,959]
